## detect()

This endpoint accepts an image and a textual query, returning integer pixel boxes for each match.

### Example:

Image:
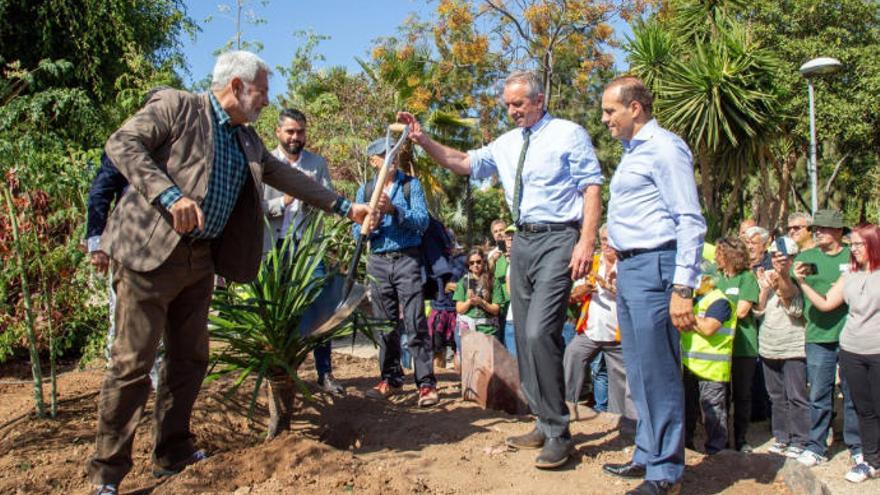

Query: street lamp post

[799,57,842,215]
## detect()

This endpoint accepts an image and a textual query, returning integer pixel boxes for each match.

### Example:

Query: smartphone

[775,237,788,257]
[496,237,507,254]
[800,262,817,275]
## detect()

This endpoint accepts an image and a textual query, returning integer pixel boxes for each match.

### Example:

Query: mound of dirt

[0,353,792,495]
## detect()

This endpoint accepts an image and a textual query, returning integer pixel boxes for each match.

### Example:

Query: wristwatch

[671,284,693,299]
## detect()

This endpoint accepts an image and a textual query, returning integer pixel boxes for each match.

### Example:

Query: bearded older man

[88,51,371,495]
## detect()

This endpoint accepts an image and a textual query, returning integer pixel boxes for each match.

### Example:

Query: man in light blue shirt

[600,77,705,495]
[398,70,603,470]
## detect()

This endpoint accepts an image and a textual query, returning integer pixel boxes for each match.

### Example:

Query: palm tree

[625,2,785,236]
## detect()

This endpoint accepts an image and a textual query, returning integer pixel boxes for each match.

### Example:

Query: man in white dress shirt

[398,70,603,469]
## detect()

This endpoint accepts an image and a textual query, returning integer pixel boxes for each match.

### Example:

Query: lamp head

[799,57,843,77]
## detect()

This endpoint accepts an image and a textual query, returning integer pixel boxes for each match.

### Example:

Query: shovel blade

[297,273,367,337]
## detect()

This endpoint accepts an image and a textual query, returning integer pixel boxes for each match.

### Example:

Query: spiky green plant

[207,214,365,439]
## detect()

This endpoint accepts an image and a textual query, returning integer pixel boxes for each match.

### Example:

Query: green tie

[512,128,531,223]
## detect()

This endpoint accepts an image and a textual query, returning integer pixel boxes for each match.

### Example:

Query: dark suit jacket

[102,89,341,282]
[86,153,128,240]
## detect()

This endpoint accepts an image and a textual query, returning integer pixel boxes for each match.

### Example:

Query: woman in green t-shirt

[716,236,761,452]
[454,249,501,335]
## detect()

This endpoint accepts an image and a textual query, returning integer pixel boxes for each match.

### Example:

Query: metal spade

[299,123,410,337]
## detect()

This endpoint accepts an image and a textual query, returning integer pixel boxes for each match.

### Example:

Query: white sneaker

[796,450,828,467]
[768,441,788,455]
[845,463,877,483]
[852,453,865,466]
[94,485,118,495]
[785,446,805,459]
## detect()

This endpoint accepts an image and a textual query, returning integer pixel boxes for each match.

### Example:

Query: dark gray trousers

[763,357,810,448]
[562,333,635,419]
[367,251,435,387]
[511,228,578,438]
[683,368,728,454]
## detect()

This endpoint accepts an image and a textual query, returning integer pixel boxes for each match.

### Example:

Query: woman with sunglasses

[715,236,761,453]
[795,224,880,483]
[454,249,502,336]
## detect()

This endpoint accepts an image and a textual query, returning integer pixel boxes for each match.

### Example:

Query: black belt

[373,247,419,259]
[517,222,579,233]
[183,236,211,246]
[616,240,677,261]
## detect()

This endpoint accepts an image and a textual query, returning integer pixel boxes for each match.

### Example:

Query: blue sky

[182,1,435,96]
[181,1,631,98]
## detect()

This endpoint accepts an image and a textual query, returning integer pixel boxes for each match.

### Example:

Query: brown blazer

[102,89,341,282]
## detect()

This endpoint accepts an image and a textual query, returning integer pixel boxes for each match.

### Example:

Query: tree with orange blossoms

[481,0,655,110]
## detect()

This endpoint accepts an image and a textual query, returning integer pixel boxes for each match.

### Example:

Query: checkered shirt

[159,93,248,239]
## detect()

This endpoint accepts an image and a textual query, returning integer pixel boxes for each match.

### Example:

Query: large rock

[460,327,530,415]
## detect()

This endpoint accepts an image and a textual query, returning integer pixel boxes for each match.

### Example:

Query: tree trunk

[3,186,45,418]
[542,51,553,111]
[721,161,743,235]
[465,176,473,248]
[776,151,796,228]
[757,153,772,226]
[266,374,296,440]
[698,151,719,238]
[698,151,714,212]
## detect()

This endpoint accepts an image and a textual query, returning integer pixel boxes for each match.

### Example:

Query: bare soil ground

[0,353,794,495]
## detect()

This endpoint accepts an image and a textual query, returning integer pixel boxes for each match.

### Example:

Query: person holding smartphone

[754,236,809,460]
[794,223,880,483]
[790,209,863,473]
[493,226,514,343]
[454,249,502,335]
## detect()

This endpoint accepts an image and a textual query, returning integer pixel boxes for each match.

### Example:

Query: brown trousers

[88,240,214,485]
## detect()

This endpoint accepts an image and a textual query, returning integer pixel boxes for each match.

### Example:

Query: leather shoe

[603,461,646,479]
[625,480,682,495]
[534,435,573,469]
[153,449,207,478]
[505,427,545,450]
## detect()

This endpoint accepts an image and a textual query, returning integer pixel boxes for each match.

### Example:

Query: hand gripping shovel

[299,123,410,337]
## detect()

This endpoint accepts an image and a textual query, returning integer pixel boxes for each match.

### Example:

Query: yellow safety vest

[681,289,736,382]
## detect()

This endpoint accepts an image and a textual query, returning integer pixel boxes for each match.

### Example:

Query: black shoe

[603,461,647,479]
[534,435,573,469]
[625,480,681,495]
[153,449,207,478]
[505,427,546,450]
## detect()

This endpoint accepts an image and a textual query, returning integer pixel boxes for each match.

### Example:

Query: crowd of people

[82,49,880,495]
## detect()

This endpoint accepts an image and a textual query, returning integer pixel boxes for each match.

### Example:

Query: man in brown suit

[89,50,372,495]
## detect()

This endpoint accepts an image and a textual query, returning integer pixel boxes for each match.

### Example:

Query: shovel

[299,123,410,337]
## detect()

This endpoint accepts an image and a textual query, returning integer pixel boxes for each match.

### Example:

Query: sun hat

[366,137,388,157]
[811,209,847,231]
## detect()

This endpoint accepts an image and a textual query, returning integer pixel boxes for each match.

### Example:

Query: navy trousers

[617,249,685,482]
